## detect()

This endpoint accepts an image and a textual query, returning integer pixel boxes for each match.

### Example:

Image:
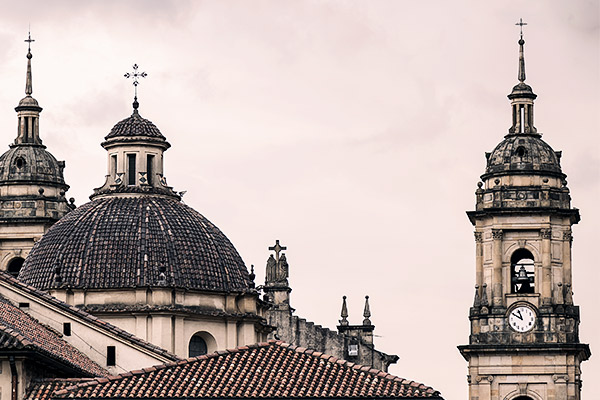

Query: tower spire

[516,18,527,83]
[14,31,43,146]
[507,19,537,135]
[24,31,34,95]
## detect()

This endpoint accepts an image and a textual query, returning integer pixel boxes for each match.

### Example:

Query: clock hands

[513,310,523,320]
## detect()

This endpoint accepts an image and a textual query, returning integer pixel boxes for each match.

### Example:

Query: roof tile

[52,341,442,399]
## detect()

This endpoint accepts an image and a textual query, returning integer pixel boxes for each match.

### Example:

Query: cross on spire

[515,18,527,38]
[268,240,287,263]
[24,31,35,53]
[24,31,35,96]
[124,64,147,111]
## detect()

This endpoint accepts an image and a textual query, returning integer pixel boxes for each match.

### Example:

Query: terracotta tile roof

[53,341,442,399]
[0,295,107,377]
[0,272,179,362]
[20,196,252,292]
[105,112,166,140]
[26,379,93,400]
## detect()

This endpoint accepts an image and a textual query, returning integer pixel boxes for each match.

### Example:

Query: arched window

[189,334,208,357]
[513,396,534,400]
[7,257,24,277]
[511,249,535,294]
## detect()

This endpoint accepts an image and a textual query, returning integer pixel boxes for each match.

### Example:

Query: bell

[516,265,529,282]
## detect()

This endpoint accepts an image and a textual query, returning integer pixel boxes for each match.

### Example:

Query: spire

[339,296,349,326]
[14,31,43,146]
[25,31,34,95]
[362,295,371,325]
[507,19,538,136]
[516,18,527,83]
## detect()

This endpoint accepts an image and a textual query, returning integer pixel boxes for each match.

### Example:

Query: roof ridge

[0,272,180,361]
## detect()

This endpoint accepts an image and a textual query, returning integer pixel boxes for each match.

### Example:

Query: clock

[508,305,536,332]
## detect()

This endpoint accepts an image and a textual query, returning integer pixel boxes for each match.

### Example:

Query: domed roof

[105,112,166,140]
[482,135,564,180]
[16,95,40,109]
[19,196,251,292]
[0,145,67,186]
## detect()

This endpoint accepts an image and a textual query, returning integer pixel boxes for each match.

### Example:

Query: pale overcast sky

[0,1,598,399]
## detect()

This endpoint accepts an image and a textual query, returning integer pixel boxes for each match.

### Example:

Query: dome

[19,196,251,292]
[0,145,66,185]
[104,112,166,141]
[16,95,40,109]
[482,135,564,180]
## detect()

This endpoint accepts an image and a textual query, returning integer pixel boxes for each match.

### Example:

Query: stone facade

[458,33,590,400]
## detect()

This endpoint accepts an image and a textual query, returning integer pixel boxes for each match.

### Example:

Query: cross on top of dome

[124,64,147,111]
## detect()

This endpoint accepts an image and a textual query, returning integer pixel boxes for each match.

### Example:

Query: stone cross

[268,240,287,263]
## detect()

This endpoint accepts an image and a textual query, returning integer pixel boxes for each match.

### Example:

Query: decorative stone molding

[474,232,483,243]
[476,375,494,383]
[552,374,569,383]
[540,228,552,239]
[518,382,528,394]
[563,230,573,241]
[492,229,503,240]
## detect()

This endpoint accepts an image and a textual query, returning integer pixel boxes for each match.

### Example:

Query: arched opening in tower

[511,249,535,294]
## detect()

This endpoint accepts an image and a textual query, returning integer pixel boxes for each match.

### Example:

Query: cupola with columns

[92,64,178,200]
[458,21,590,400]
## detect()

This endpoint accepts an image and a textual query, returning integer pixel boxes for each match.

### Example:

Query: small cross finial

[515,18,527,38]
[268,240,287,264]
[24,31,35,53]
[124,64,147,111]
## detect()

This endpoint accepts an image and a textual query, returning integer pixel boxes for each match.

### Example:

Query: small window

[7,257,24,277]
[127,154,136,186]
[18,302,30,309]
[15,157,25,169]
[111,155,117,176]
[107,346,116,366]
[189,334,208,357]
[63,323,71,336]
[515,146,527,158]
[147,155,155,185]
[511,249,535,294]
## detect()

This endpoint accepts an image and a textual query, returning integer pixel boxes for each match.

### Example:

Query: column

[492,229,503,307]
[541,228,552,305]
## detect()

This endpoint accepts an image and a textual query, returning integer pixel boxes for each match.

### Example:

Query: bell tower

[458,22,590,400]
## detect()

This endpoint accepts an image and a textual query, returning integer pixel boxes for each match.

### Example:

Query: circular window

[7,257,25,277]
[189,334,208,357]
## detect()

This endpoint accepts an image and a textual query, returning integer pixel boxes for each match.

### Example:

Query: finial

[515,18,528,83]
[24,31,35,96]
[339,295,349,326]
[124,64,147,113]
[268,240,287,264]
[473,284,481,307]
[362,295,371,325]
[249,265,256,289]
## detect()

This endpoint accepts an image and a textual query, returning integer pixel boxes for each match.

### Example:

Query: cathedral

[0,24,590,400]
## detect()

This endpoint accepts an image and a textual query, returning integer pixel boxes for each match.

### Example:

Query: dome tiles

[483,134,564,180]
[19,196,251,292]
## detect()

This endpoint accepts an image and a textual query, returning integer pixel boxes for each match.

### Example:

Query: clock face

[509,306,536,332]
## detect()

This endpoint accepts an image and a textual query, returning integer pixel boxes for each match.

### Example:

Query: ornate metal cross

[24,31,35,52]
[515,18,528,38]
[124,64,147,98]
[269,240,287,263]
